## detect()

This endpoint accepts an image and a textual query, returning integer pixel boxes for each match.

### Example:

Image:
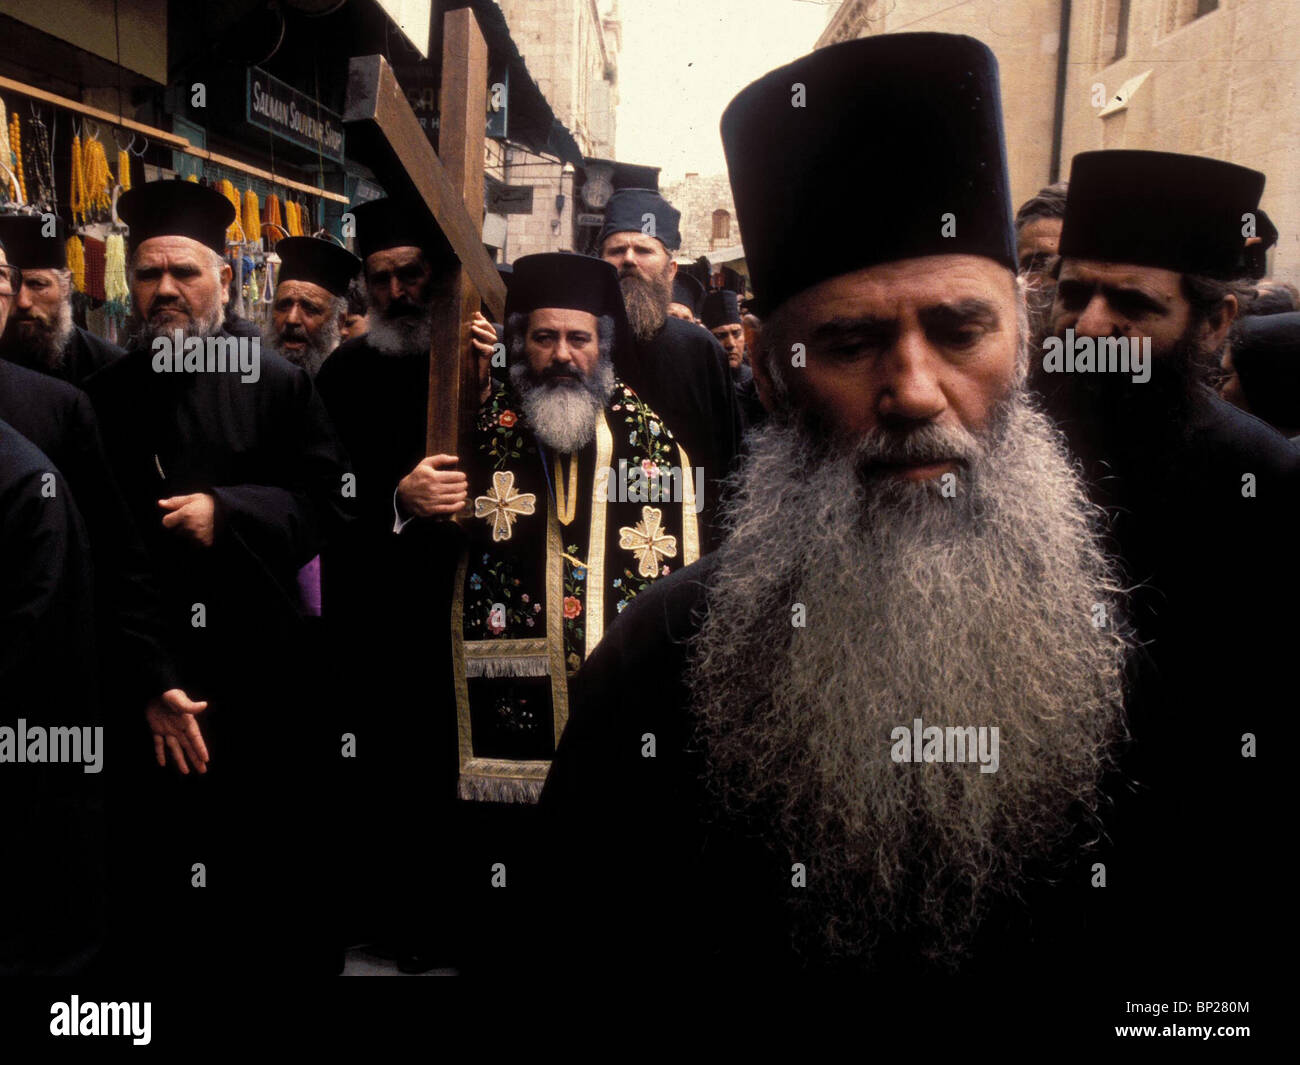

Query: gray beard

[7,300,75,370]
[366,307,432,356]
[263,317,341,377]
[130,302,225,346]
[620,271,671,342]
[688,390,1129,964]
[509,358,614,454]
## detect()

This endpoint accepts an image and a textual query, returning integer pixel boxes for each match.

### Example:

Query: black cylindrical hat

[671,272,705,317]
[1059,150,1265,280]
[0,213,67,268]
[721,33,1016,314]
[275,236,361,297]
[597,188,681,252]
[701,289,741,329]
[118,180,235,255]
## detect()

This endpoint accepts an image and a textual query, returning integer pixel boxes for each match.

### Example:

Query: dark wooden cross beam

[344,7,506,462]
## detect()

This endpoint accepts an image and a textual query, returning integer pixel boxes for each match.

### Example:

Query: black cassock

[0,324,125,388]
[0,420,102,975]
[84,337,352,972]
[541,483,1282,998]
[618,317,743,551]
[314,336,463,955]
[0,359,176,704]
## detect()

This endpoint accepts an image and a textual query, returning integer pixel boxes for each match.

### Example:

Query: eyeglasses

[0,264,21,297]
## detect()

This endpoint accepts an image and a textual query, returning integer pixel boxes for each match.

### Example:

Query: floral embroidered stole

[452,378,700,802]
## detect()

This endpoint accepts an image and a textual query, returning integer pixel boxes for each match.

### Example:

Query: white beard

[263,317,341,377]
[510,359,614,454]
[366,309,432,356]
[688,390,1130,964]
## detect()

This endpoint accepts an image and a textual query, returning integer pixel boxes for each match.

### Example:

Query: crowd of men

[1,31,1294,989]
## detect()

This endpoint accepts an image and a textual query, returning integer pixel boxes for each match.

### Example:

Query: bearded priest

[455,252,701,804]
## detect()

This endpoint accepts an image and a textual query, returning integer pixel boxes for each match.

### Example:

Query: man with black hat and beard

[453,251,700,970]
[0,213,124,386]
[262,236,360,377]
[539,34,1271,1003]
[598,188,742,549]
[1040,151,1295,976]
[82,179,353,975]
[313,196,498,971]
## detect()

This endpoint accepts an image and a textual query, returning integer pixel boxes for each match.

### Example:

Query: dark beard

[3,305,74,371]
[687,390,1129,966]
[620,270,671,341]
[1036,322,1209,473]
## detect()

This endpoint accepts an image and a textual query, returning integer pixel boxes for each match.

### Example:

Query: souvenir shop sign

[246,68,345,163]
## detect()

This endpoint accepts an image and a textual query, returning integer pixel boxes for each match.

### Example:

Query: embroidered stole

[453,384,699,803]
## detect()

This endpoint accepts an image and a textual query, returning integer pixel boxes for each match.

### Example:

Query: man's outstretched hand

[146,688,210,775]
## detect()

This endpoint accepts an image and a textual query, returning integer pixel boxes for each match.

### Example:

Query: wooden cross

[344,7,507,464]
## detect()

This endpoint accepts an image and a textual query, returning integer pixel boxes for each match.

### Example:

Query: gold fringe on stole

[677,440,701,565]
[582,413,614,661]
[458,759,550,803]
[464,638,549,677]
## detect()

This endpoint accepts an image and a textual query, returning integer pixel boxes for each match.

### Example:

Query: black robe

[0,359,177,704]
[0,324,124,388]
[82,336,353,972]
[0,420,103,975]
[313,335,464,953]
[541,513,1279,996]
[617,317,743,550]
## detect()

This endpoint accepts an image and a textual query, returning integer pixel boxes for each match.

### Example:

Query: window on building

[1113,0,1130,61]
[1097,0,1130,65]
[712,209,730,242]
[1164,0,1218,35]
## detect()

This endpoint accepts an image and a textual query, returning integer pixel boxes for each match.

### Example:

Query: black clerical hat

[275,236,361,297]
[118,180,235,254]
[1231,312,1300,427]
[671,272,705,317]
[0,213,67,268]
[1058,150,1265,280]
[597,188,681,252]
[721,33,1015,315]
[701,289,741,329]
[350,196,451,263]
[505,253,631,360]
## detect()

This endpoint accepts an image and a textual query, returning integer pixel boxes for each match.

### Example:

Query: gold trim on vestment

[678,440,700,565]
[545,500,569,748]
[582,412,613,661]
[451,549,472,776]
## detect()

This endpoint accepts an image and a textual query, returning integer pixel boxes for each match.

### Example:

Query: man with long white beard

[0,214,124,385]
[598,188,742,549]
[540,35,1156,993]
[261,236,360,377]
